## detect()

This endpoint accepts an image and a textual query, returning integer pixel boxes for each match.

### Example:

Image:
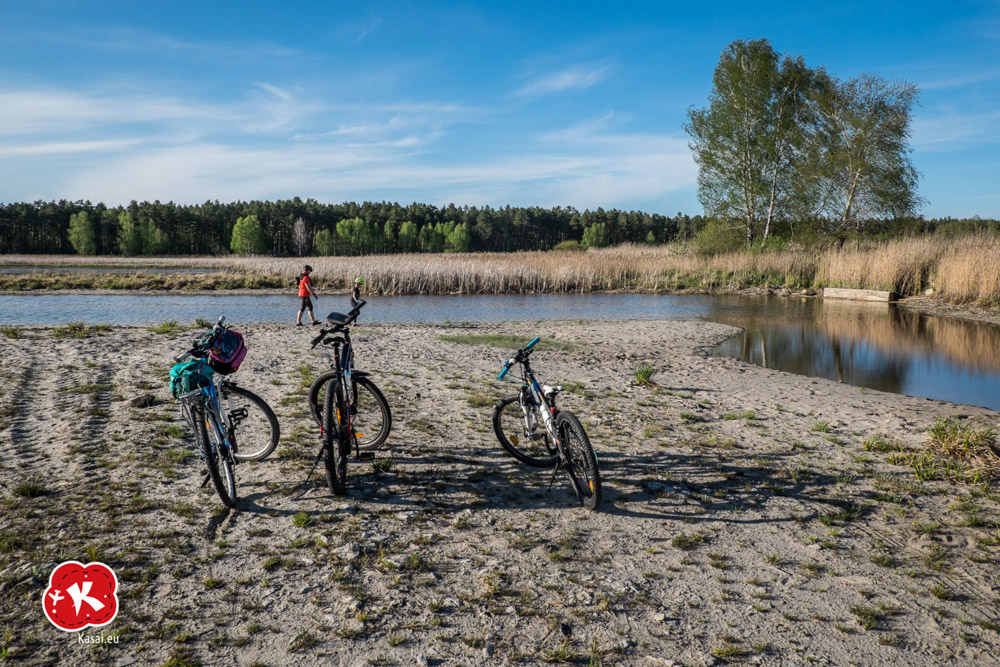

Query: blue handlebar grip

[525,336,540,350]
[497,365,510,380]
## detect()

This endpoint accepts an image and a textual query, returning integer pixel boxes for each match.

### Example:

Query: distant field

[1,236,998,306]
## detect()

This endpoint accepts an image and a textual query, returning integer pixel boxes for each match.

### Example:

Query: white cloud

[336,17,382,46]
[0,139,142,157]
[912,109,1000,150]
[516,64,611,97]
[0,82,694,211]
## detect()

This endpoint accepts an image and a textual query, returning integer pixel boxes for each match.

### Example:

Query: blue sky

[1,1,998,217]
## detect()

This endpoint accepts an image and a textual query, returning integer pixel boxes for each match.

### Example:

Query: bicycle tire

[310,372,391,451]
[222,385,280,462]
[323,380,347,495]
[556,411,601,510]
[492,394,559,468]
[195,405,237,508]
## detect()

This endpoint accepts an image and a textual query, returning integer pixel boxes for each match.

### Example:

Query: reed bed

[2,235,998,306]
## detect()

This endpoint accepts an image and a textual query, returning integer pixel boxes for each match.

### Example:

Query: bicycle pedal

[356,452,375,462]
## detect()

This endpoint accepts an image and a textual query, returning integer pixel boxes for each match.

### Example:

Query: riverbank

[1,320,998,665]
[2,236,999,307]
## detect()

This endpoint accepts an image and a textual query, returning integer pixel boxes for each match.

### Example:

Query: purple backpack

[208,330,247,375]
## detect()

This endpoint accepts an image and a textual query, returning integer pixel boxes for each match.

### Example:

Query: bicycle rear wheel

[195,405,237,508]
[223,385,280,462]
[556,411,601,510]
[323,380,348,495]
[492,394,559,467]
[351,377,391,451]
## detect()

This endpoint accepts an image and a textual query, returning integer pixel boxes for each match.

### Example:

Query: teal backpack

[169,359,215,398]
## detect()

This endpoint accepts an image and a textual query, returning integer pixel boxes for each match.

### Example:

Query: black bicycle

[307,300,391,494]
[494,337,601,510]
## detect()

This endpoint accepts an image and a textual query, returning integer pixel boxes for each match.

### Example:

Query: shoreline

[4,284,999,327]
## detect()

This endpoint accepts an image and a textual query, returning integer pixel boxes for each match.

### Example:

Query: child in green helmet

[351,277,365,309]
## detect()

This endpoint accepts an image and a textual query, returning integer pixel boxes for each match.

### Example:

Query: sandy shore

[1,319,998,666]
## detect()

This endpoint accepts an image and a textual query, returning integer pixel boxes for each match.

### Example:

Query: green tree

[581,222,610,248]
[117,211,142,256]
[397,221,418,252]
[684,39,819,247]
[445,222,472,252]
[314,229,335,255]
[230,214,267,255]
[139,217,168,255]
[813,73,922,230]
[68,211,96,255]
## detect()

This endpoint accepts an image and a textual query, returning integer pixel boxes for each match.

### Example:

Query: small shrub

[634,364,656,387]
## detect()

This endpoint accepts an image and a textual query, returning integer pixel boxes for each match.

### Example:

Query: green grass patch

[149,319,184,335]
[437,334,576,352]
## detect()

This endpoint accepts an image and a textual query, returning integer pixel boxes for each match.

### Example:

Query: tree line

[0,199,706,256]
[2,198,996,257]
[685,38,925,250]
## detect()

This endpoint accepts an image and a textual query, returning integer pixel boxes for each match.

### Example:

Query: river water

[2,292,999,410]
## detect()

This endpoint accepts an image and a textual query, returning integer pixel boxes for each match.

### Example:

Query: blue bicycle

[494,337,602,510]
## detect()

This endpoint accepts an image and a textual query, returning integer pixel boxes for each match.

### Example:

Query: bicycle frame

[512,361,560,445]
[178,377,233,458]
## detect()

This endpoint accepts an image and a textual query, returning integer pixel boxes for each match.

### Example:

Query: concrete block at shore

[823,287,898,302]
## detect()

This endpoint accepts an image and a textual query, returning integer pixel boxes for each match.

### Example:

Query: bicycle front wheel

[323,380,348,495]
[196,406,237,508]
[223,385,280,462]
[556,411,601,511]
[492,394,559,468]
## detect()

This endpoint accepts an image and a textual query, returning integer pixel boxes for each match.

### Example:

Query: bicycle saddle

[325,312,351,326]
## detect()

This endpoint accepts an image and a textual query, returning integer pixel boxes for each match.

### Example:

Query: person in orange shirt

[296,265,321,326]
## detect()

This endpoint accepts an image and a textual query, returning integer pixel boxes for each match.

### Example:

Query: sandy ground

[1,319,999,666]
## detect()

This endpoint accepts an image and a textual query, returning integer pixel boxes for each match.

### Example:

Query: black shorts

[299,296,313,312]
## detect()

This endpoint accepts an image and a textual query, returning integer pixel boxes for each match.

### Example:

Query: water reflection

[706,297,1000,410]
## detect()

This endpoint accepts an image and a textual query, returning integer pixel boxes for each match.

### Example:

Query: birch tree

[813,73,922,230]
[292,217,310,256]
[685,39,820,247]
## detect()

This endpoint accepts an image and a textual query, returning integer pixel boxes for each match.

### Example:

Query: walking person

[296,265,321,326]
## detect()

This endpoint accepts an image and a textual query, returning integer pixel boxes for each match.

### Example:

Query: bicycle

[494,337,602,510]
[306,300,392,494]
[172,317,280,507]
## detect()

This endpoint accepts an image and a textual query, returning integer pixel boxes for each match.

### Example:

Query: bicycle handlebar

[310,300,366,348]
[175,315,228,362]
[497,336,542,380]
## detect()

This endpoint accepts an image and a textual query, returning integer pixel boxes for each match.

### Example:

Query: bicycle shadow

[201,435,873,535]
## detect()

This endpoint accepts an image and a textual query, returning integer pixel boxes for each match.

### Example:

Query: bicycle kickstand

[546,463,561,492]
[304,446,325,485]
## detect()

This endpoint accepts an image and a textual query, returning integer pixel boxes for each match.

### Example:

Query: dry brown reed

[934,235,1000,307]
[2,235,998,306]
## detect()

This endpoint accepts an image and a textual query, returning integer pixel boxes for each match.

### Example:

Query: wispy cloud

[917,67,1000,91]
[336,16,382,46]
[5,24,301,60]
[515,63,612,97]
[912,108,1000,150]
[0,81,693,211]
